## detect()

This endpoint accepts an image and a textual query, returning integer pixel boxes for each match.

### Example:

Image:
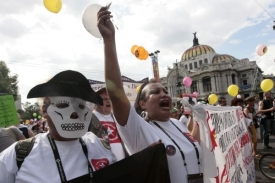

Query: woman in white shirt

[97,7,202,183]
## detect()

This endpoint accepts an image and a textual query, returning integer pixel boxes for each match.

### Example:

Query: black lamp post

[149,50,160,57]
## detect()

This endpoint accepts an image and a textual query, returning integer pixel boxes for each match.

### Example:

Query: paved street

[255,136,275,183]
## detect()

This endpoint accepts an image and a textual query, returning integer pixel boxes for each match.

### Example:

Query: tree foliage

[0,61,19,100]
[18,102,41,122]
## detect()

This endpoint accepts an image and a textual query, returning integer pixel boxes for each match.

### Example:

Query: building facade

[161,33,275,104]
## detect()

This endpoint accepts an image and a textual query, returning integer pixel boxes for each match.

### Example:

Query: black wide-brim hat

[27,70,103,105]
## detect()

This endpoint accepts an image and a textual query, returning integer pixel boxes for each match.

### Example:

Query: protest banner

[0,95,18,127]
[89,76,148,105]
[194,105,255,183]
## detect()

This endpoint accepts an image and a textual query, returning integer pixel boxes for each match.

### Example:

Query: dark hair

[264,91,271,97]
[96,87,107,95]
[245,96,255,103]
[230,97,244,106]
[218,97,226,104]
[134,78,158,115]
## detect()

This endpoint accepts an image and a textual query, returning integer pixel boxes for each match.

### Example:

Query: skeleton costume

[46,96,92,138]
[0,70,117,183]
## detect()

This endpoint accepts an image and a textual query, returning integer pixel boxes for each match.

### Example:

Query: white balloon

[256,44,268,56]
[82,4,102,38]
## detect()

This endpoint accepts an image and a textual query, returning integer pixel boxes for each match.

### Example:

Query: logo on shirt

[183,132,198,142]
[101,121,121,143]
[91,158,109,170]
[166,145,176,156]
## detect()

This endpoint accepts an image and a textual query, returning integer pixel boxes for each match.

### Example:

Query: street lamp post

[149,50,160,82]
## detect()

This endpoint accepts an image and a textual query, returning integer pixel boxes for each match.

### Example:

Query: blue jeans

[260,124,264,140]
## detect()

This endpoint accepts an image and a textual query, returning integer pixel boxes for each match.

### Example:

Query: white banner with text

[194,105,255,183]
[89,76,148,105]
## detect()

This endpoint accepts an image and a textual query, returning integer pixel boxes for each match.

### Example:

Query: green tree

[0,61,19,100]
[20,102,41,121]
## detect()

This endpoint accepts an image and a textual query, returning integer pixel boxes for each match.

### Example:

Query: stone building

[161,33,275,104]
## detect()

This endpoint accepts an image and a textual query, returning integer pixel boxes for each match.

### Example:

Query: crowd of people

[0,7,273,183]
[0,114,50,153]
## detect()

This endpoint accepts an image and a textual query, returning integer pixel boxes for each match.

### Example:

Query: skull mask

[47,96,92,138]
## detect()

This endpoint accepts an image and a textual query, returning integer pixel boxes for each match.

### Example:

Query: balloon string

[105,2,118,30]
[111,19,119,30]
[254,0,275,20]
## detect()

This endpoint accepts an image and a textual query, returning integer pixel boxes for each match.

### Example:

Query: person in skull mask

[0,70,117,183]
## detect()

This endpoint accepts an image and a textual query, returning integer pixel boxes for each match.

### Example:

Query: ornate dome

[181,45,216,61]
[212,54,236,63]
[181,32,216,61]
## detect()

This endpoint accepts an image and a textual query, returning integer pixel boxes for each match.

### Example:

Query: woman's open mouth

[159,100,170,109]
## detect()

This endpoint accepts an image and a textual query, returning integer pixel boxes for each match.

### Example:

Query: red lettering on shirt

[183,132,198,142]
[91,158,109,170]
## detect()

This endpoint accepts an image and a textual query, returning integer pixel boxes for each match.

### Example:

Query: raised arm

[97,7,130,126]
[187,115,194,132]
[243,108,250,119]
[28,129,35,138]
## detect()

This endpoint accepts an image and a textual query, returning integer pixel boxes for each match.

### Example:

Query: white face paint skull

[47,97,92,138]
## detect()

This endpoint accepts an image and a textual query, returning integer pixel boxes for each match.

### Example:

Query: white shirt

[0,132,116,183]
[179,115,189,128]
[116,105,202,183]
[27,124,33,130]
[17,124,27,129]
[93,111,125,161]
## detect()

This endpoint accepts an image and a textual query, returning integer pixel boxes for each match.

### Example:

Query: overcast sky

[0,0,275,104]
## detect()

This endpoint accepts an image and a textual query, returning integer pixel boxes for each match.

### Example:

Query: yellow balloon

[136,85,141,93]
[43,0,62,13]
[227,84,239,97]
[136,46,146,60]
[131,45,138,55]
[208,94,218,105]
[261,79,274,92]
[142,50,149,60]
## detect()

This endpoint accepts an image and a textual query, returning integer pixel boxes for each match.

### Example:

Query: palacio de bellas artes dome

[160,32,275,105]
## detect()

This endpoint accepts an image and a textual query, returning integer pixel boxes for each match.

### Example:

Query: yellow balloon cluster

[261,79,274,92]
[227,85,239,97]
[131,45,149,60]
[43,0,62,13]
[208,94,218,105]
